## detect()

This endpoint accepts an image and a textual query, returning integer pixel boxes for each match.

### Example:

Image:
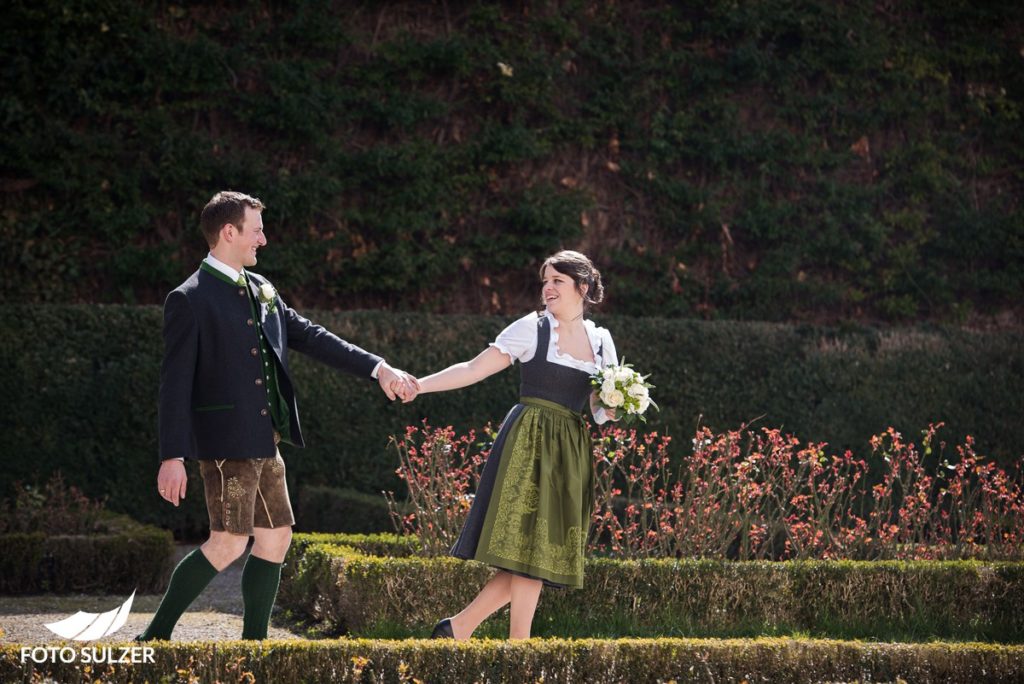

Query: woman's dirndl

[450,314,600,589]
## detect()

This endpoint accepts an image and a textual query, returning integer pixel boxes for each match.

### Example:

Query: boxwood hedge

[279,533,1024,642]
[4,638,1023,684]
[0,514,173,594]
[1,304,1020,536]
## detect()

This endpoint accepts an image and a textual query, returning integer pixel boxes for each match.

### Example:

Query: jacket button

[255,378,263,386]
[260,408,269,416]
[238,289,246,296]
[247,318,254,326]
[251,348,258,356]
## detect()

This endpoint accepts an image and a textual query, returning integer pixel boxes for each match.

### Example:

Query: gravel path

[0,544,301,644]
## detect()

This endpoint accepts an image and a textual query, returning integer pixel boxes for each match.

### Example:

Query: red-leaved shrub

[387,421,1024,560]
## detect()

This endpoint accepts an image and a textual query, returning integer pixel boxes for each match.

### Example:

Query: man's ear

[220,223,236,243]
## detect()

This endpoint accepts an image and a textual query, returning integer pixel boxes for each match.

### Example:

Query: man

[136,190,417,641]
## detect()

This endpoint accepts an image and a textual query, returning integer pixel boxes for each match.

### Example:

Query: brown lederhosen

[198,436,295,535]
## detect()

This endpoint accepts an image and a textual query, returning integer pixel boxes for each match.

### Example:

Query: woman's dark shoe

[430,618,454,639]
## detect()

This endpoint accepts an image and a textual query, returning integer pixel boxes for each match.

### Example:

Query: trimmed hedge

[3,638,1023,684]
[0,514,174,594]
[2,305,1022,536]
[279,533,1024,642]
[294,486,395,534]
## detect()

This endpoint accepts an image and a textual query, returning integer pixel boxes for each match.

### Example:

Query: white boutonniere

[258,283,278,315]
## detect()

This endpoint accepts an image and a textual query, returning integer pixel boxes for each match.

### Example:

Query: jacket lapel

[246,277,261,313]
[247,274,285,357]
[263,304,283,354]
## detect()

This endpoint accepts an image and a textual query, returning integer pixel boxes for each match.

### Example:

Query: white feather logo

[43,590,136,641]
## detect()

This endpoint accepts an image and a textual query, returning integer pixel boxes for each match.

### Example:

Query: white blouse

[490,310,618,424]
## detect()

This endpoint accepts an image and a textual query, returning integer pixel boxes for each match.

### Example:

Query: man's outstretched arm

[283,303,416,400]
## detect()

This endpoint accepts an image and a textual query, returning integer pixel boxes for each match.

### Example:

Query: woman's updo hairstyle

[539,250,605,309]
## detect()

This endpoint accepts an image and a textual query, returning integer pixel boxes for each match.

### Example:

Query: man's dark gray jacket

[158,267,382,461]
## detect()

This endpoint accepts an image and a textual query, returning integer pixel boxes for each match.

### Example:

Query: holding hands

[376,346,513,405]
[377,362,420,403]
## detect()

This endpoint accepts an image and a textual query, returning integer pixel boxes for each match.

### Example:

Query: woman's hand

[590,390,619,422]
[390,376,420,403]
[378,363,419,401]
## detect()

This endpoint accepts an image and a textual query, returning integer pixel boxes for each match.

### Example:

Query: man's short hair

[199,191,265,246]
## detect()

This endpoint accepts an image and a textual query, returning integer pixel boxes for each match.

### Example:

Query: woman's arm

[417,346,513,394]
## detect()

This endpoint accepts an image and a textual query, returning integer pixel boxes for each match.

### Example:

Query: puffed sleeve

[591,327,619,424]
[598,327,618,369]
[490,311,540,364]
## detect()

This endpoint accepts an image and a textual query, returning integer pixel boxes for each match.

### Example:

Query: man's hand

[157,459,188,507]
[392,374,421,403]
[377,362,420,402]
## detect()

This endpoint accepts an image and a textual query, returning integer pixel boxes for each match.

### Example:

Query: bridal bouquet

[591,359,658,424]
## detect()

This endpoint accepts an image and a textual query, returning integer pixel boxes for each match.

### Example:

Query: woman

[413,250,618,640]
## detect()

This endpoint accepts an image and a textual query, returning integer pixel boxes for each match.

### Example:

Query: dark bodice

[519,315,598,414]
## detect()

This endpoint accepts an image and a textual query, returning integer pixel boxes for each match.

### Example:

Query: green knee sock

[137,548,219,641]
[241,554,282,640]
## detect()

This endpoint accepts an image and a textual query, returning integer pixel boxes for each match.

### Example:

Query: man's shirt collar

[204,253,243,283]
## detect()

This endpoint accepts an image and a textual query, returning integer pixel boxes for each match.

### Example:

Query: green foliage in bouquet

[591,358,659,424]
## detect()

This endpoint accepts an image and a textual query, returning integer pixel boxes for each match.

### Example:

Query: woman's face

[541,265,586,316]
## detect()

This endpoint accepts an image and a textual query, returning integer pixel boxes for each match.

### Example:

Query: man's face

[232,206,266,268]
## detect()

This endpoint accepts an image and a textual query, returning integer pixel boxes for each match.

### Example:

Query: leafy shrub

[389,422,1024,560]
[0,472,106,534]
[384,422,492,555]
[592,422,1024,561]
[0,471,175,593]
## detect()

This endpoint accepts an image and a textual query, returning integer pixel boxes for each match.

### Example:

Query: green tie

[237,274,246,287]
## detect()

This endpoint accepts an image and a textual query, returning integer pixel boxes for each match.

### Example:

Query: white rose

[614,367,632,383]
[601,389,625,408]
[628,383,648,399]
[638,396,651,413]
[601,378,617,394]
[259,283,276,302]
